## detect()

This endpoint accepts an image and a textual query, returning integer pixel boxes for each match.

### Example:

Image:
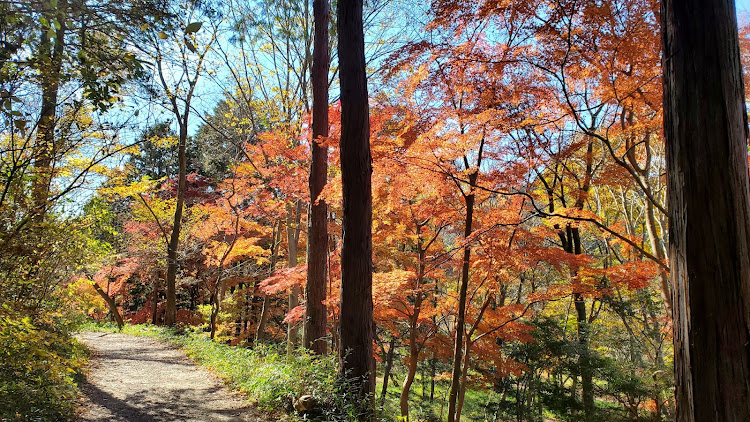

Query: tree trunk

[455,340,472,422]
[430,356,436,403]
[574,291,594,420]
[92,281,124,330]
[209,288,220,339]
[337,0,375,416]
[380,336,397,405]
[400,247,426,421]
[151,279,160,325]
[32,11,66,222]
[287,201,302,353]
[304,0,330,356]
[448,179,476,422]
[256,220,281,344]
[644,198,672,314]
[164,120,188,327]
[662,1,750,420]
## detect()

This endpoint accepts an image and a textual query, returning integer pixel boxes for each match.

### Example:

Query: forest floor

[75,332,273,421]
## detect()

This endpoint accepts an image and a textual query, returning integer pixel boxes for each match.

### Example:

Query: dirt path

[75,332,269,422]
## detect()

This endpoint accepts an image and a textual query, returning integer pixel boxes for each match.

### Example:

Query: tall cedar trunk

[400,246,426,420]
[304,0,330,356]
[380,336,397,404]
[448,182,476,422]
[164,121,188,327]
[287,201,302,353]
[32,14,65,222]
[661,1,750,420]
[337,0,375,415]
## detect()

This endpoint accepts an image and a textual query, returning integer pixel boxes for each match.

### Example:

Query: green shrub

[0,308,88,421]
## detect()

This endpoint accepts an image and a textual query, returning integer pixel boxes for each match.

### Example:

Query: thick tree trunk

[164,121,188,327]
[304,0,330,356]
[662,1,750,420]
[337,0,375,416]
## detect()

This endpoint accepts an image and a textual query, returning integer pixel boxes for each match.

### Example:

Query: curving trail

[75,332,269,422]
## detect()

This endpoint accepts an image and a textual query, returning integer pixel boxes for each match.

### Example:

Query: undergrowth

[1,309,89,421]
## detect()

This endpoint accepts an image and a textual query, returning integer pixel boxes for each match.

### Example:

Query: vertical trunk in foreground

[447,188,475,422]
[662,1,750,420]
[304,0,330,356]
[164,120,188,327]
[337,0,375,417]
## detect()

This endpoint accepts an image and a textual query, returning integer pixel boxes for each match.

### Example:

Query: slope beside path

[75,332,268,422]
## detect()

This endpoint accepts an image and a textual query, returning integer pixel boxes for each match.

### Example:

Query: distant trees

[137,0,221,326]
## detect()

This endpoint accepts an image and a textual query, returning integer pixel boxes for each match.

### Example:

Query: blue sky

[740,0,750,12]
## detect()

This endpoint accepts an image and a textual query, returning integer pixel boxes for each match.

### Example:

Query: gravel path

[75,332,270,422]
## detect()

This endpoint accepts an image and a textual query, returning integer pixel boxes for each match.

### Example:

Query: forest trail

[75,332,267,422]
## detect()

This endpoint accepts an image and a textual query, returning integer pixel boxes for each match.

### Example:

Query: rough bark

[661,1,750,420]
[337,0,375,416]
[304,0,330,356]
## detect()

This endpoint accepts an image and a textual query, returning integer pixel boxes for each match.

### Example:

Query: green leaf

[158,31,168,40]
[140,23,149,31]
[185,22,203,34]
[39,16,50,28]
